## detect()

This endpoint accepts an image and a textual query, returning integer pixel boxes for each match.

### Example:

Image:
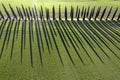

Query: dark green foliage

[75,5,79,18]
[59,5,61,20]
[89,8,93,20]
[95,6,101,20]
[112,7,118,20]
[91,6,95,18]
[106,7,112,20]
[100,7,107,21]
[70,6,74,20]
[0,4,120,21]
[46,8,50,20]
[28,7,33,17]
[65,6,67,20]
[26,8,30,20]
[53,6,55,20]
[81,6,84,17]
[9,4,17,19]
[41,6,44,17]
[32,8,36,20]
[77,8,80,20]
[34,5,38,19]
[21,4,26,17]
[83,8,86,20]
[86,6,90,18]
[2,4,11,19]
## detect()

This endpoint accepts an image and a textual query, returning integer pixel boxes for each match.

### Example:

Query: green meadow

[0,0,120,80]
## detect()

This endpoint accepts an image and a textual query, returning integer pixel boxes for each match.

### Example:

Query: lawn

[0,20,120,80]
[0,0,120,80]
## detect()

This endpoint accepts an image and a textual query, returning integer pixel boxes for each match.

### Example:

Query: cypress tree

[75,5,78,18]
[81,6,84,17]
[83,8,86,20]
[53,6,55,20]
[21,4,26,18]
[95,6,101,20]
[112,7,118,20]
[19,8,24,19]
[9,4,17,19]
[100,7,107,21]
[70,6,74,20]
[77,8,80,20]
[89,8,93,20]
[106,7,112,20]
[28,7,32,19]
[16,7,20,18]
[86,6,90,18]
[41,6,43,18]
[91,6,95,19]
[2,4,11,19]
[59,5,61,20]
[65,6,67,20]
[32,8,36,20]
[26,8,30,20]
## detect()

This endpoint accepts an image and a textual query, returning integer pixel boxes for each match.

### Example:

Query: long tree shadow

[16,19,21,39]
[31,19,34,42]
[23,20,26,49]
[95,21,120,50]
[107,21,120,30]
[54,21,70,47]
[41,20,51,54]
[43,20,53,49]
[6,20,14,49]
[0,19,8,39]
[37,20,44,51]
[49,20,57,37]
[112,21,120,28]
[60,21,84,65]
[0,20,12,59]
[66,21,95,64]
[89,21,120,60]
[10,21,18,60]
[48,20,63,66]
[35,20,43,66]
[21,20,25,63]
[29,20,33,67]
[54,20,75,65]
[105,21,120,37]
[0,20,5,32]
[72,21,104,64]
[82,21,110,60]
[100,21,120,43]
[62,21,79,49]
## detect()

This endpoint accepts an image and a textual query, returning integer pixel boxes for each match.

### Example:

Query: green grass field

[0,20,120,80]
[0,0,120,80]
[0,0,120,18]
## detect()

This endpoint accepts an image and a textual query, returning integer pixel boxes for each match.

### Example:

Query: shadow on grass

[66,21,95,64]
[0,20,12,59]
[35,20,43,66]
[72,21,104,64]
[89,21,120,60]
[48,20,64,66]
[54,20,75,65]
[60,21,84,65]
